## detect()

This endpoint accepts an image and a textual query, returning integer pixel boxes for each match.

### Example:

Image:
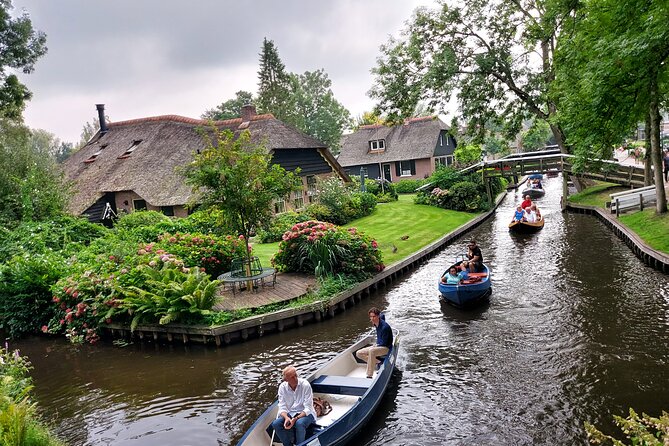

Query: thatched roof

[338,116,450,167]
[62,111,348,215]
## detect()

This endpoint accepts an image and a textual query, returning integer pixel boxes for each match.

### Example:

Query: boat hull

[237,332,400,446]
[521,187,545,199]
[438,264,491,307]
[509,218,544,233]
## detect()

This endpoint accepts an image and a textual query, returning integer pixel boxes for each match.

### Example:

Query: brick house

[337,116,456,182]
[62,104,350,223]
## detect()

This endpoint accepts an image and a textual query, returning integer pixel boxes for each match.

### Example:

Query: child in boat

[531,204,542,221]
[512,205,525,223]
[441,266,463,285]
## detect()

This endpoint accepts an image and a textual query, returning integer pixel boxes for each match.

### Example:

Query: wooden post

[562,172,569,211]
[639,193,644,211]
[616,198,620,217]
[485,178,493,205]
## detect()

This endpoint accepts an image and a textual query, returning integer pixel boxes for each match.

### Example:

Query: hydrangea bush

[272,220,384,280]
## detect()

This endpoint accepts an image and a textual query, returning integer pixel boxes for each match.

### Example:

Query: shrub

[443,181,481,211]
[364,178,398,200]
[585,408,669,445]
[175,208,230,236]
[304,203,333,224]
[394,178,426,193]
[155,232,247,278]
[0,253,68,339]
[256,212,310,243]
[113,210,173,242]
[272,220,384,280]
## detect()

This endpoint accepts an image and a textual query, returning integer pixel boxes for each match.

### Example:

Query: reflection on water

[14,176,669,445]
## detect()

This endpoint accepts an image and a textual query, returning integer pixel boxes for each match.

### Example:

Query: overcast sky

[11,0,439,143]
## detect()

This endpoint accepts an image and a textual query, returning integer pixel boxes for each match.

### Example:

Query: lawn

[250,194,478,267]
[620,209,669,254]
[568,182,626,207]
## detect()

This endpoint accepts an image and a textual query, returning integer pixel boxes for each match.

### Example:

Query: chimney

[96,104,108,134]
[241,104,256,122]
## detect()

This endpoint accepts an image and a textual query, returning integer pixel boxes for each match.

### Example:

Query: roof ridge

[107,113,275,128]
[404,115,436,124]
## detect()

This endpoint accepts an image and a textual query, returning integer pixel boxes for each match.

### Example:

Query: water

[14,176,669,445]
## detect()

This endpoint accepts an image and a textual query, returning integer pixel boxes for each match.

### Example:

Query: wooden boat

[521,186,545,198]
[237,329,400,446]
[508,217,545,233]
[438,257,491,306]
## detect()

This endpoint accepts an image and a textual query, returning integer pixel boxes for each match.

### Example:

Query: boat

[236,329,400,446]
[521,186,545,198]
[508,217,545,233]
[438,256,492,306]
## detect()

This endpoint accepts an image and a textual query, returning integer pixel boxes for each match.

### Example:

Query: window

[306,176,317,195]
[160,206,174,216]
[293,191,304,210]
[399,160,413,176]
[274,199,286,214]
[84,144,108,163]
[439,134,444,147]
[118,140,143,159]
[369,139,385,151]
[435,156,454,168]
[133,199,147,211]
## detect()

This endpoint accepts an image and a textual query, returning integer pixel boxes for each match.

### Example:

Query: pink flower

[59,319,65,325]
[109,255,115,261]
[371,240,378,249]
[52,296,60,303]
[41,325,48,333]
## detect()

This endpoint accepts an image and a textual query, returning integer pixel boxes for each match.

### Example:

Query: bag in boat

[313,397,332,417]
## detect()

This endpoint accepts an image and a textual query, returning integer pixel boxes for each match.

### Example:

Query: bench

[608,186,657,215]
[311,375,372,396]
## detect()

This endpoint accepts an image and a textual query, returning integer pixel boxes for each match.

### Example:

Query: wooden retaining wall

[567,203,669,274]
[105,193,507,347]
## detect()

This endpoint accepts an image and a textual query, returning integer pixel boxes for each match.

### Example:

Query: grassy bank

[569,183,669,254]
[251,195,478,267]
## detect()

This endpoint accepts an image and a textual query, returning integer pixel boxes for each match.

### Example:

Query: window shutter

[395,162,400,176]
[410,160,416,175]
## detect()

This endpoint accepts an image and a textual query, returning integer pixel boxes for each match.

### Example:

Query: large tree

[256,38,294,123]
[369,0,575,153]
[201,90,255,121]
[555,0,668,213]
[0,0,47,120]
[182,129,302,261]
[289,70,351,153]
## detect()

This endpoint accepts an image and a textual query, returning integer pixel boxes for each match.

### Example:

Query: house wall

[114,190,188,218]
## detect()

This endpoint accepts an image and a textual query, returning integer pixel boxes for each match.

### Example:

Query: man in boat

[530,204,542,221]
[524,206,537,223]
[466,239,483,273]
[356,307,393,379]
[521,194,532,210]
[271,366,316,446]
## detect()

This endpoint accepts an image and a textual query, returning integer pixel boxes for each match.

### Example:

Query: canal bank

[104,193,507,347]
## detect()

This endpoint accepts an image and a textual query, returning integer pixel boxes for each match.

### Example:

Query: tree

[521,120,552,152]
[182,128,302,262]
[289,70,351,153]
[0,119,69,224]
[369,0,576,153]
[201,90,255,121]
[29,128,74,162]
[0,0,47,120]
[256,38,294,123]
[555,0,668,213]
[353,110,385,130]
[77,114,110,149]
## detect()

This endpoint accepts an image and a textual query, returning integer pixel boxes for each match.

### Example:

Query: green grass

[251,194,478,267]
[568,182,626,207]
[619,210,669,253]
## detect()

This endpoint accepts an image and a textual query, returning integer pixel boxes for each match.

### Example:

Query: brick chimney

[241,104,256,122]
[96,104,108,134]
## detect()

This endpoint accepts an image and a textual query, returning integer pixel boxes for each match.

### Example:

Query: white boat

[237,330,400,446]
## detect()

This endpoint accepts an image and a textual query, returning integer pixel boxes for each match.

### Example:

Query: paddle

[269,428,275,446]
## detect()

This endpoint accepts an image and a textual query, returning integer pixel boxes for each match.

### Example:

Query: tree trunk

[648,79,667,213]
[644,115,653,186]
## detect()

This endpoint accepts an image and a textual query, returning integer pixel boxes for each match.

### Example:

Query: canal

[14,176,669,445]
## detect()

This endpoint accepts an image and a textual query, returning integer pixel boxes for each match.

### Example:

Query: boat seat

[467,272,488,278]
[311,375,372,396]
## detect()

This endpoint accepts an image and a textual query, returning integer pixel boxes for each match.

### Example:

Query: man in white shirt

[270,366,316,446]
[524,206,537,223]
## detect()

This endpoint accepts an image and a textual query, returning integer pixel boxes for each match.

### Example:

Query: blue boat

[438,257,492,306]
[237,329,400,446]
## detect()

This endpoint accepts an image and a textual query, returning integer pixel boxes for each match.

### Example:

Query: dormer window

[118,140,143,159]
[369,139,385,152]
[84,144,108,163]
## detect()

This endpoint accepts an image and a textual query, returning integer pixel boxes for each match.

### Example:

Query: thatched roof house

[338,116,456,182]
[63,105,350,222]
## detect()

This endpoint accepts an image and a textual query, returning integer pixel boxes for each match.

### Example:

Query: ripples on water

[14,176,669,445]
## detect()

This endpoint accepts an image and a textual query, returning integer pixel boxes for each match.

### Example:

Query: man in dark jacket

[355,307,393,378]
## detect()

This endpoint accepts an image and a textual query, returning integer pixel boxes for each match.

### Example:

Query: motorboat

[438,256,491,306]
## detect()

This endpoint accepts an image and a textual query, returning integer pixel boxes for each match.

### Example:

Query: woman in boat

[521,194,532,210]
[511,205,525,223]
[531,204,542,221]
[440,266,463,285]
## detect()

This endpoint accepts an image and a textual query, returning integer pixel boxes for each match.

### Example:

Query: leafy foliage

[585,408,669,445]
[394,179,427,194]
[202,90,255,121]
[414,166,503,212]
[272,220,384,280]
[256,211,311,243]
[306,176,377,225]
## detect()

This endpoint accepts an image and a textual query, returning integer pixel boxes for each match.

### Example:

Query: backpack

[313,397,332,417]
